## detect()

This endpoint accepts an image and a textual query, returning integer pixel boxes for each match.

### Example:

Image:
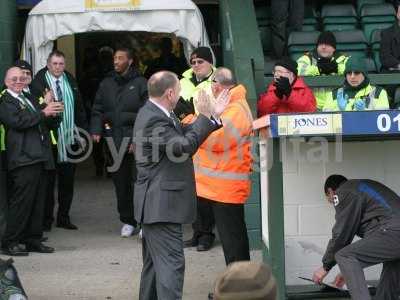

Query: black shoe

[183,237,199,248]
[57,218,78,230]
[2,244,29,256]
[43,223,52,232]
[208,292,214,300]
[197,235,215,252]
[26,242,55,253]
[40,237,48,243]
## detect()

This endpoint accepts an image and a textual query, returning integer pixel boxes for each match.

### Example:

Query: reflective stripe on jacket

[323,84,389,111]
[193,84,253,204]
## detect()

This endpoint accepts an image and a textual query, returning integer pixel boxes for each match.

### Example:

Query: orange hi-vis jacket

[193,84,254,204]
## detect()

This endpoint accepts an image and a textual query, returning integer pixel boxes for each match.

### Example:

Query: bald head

[213,67,236,87]
[5,67,26,94]
[148,71,181,111]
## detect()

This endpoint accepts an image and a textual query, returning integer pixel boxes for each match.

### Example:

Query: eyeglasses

[211,79,219,84]
[191,59,205,66]
[9,76,26,83]
[272,69,291,76]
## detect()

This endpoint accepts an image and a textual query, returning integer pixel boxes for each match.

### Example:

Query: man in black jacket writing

[91,47,148,237]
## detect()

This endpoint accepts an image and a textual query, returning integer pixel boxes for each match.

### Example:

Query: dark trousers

[139,223,185,300]
[2,163,47,246]
[111,153,137,226]
[336,227,400,300]
[192,197,216,244]
[0,162,7,242]
[93,138,105,174]
[271,0,304,58]
[44,158,76,224]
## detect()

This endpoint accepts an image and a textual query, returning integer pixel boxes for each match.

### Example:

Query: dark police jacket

[31,67,88,139]
[90,67,148,151]
[0,91,59,171]
[322,179,400,271]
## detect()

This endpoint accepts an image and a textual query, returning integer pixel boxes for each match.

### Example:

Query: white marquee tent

[22,0,212,74]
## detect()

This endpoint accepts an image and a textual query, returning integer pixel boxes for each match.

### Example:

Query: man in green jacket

[297,31,349,110]
[323,57,389,111]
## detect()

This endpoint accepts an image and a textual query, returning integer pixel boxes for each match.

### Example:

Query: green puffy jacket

[323,84,390,111]
[297,52,349,111]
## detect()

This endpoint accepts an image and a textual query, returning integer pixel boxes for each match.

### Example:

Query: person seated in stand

[380,2,400,72]
[297,31,349,110]
[257,57,316,116]
[323,57,389,111]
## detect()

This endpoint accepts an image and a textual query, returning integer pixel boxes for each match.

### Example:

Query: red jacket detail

[257,77,316,116]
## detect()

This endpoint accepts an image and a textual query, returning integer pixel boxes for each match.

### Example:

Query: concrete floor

[3,162,261,300]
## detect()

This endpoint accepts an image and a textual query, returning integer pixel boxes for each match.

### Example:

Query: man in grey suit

[133,71,229,300]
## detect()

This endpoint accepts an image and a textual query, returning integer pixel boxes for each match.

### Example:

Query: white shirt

[48,73,64,101]
[7,89,36,111]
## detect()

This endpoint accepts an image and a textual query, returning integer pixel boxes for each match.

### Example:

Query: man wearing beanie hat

[323,56,389,111]
[213,261,277,300]
[177,46,218,252]
[257,57,316,115]
[297,31,349,110]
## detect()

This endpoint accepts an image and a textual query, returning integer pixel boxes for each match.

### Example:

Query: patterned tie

[55,79,63,101]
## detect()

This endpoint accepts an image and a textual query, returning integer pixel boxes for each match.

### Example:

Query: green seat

[393,87,400,109]
[357,0,385,15]
[255,5,270,23]
[370,28,381,51]
[361,3,395,41]
[303,5,318,25]
[324,24,358,31]
[333,30,368,59]
[322,4,358,29]
[259,26,272,54]
[365,57,377,73]
[287,31,320,61]
[301,24,318,32]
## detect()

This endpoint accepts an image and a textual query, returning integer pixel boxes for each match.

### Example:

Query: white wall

[278,139,400,285]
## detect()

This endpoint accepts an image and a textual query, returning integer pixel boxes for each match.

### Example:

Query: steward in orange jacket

[190,67,253,265]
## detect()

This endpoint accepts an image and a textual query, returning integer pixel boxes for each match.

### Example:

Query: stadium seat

[357,0,385,15]
[259,26,272,54]
[360,3,395,42]
[322,4,358,31]
[303,5,318,26]
[365,57,377,73]
[333,30,368,59]
[287,31,321,61]
[393,86,400,109]
[264,57,276,76]
[370,29,382,71]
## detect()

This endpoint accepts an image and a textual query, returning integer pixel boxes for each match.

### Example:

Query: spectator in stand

[323,57,389,111]
[380,2,400,72]
[257,58,316,116]
[297,31,349,110]
[270,0,304,59]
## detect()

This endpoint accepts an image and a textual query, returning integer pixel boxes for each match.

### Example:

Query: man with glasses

[257,58,316,116]
[0,67,63,256]
[323,57,389,111]
[175,47,218,252]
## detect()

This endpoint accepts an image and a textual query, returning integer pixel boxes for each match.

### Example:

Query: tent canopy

[22,0,211,74]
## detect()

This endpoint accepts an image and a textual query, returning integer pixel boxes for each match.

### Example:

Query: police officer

[297,31,349,110]
[313,175,400,300]
[323,57,389,111]
[0,67,62,256]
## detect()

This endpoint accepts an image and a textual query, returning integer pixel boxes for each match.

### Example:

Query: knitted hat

[14,60,33,74]
[190,47,213,65]
[274,57,298,75]
[344,56,367,75]
[213,261,277,300]
[317,31,337,49]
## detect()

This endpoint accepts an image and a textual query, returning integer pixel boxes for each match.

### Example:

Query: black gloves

[173,97,195,120]
[317,57,338,75]
[274,77,292,99]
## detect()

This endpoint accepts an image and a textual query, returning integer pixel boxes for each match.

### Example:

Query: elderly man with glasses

[323,57,389,111]
[257,57,316,116]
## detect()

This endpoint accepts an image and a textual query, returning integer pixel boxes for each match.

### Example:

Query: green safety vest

[323,84,389,111]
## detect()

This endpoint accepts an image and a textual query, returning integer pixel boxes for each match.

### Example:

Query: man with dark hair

[133,70,228,300]
[0,67,63,255]
[313,175,400,300]
[91,47,148,237]
[31,50,88,231]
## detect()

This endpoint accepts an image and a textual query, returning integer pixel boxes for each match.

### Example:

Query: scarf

[45,71,75,162]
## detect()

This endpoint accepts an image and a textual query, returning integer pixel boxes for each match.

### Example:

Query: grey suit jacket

[133,100,219,224]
